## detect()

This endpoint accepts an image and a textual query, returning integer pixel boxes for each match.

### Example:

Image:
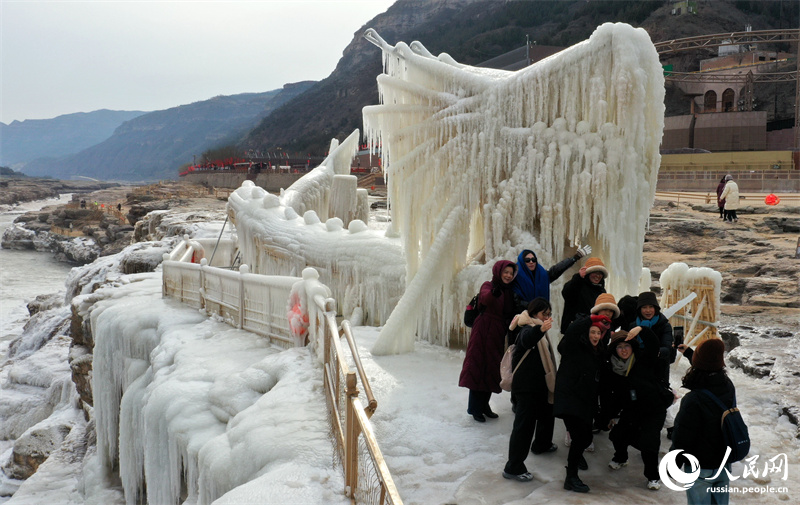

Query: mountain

[0,110,146,167]
[21,82,314,181]
[10,0,794,180]
[241,0,796,154]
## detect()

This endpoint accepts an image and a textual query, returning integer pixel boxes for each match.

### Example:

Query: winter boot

[563,466,590,493]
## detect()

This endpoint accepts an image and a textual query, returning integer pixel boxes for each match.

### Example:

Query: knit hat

[591,293,620,318]
[725,174,733,181]
[636,291,660,312]
[692,338,726,371]
[589,314,611,335]
[584,257,609,278]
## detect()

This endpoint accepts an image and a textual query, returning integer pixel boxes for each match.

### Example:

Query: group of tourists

[459,249,737,502]
[716,174,741,222]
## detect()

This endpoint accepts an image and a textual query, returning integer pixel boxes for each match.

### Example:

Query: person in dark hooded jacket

[511,246,590,309]
[554,313,610,493]
[599,327,672,491]
[560,257,608,330]
[671,338,737,505]
[459,260,518,422]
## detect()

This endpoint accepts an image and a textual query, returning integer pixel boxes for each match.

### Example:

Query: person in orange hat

[560,257,609,331]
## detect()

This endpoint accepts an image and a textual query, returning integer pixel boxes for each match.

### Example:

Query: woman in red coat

[459,259,518,422]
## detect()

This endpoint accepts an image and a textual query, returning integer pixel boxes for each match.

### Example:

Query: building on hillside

[670,0,698,16]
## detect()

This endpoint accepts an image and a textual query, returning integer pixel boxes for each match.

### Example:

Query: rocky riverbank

[1,182,224,264]
[0,178,123,206]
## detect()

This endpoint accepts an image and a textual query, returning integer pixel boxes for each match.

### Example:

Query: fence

[161,259,402,504]
[654,190,800,206]
[162,260,296,347]
[314,298,401,505]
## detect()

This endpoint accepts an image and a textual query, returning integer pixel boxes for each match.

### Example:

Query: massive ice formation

[227,133,406,326]
[228,23,664,355]
[363,23,665,353]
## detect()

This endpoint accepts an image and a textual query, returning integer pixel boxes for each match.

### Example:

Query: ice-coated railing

[312,296,401,505]
[162,259,296,347]
[161,259,402,504]
[168,235,239,268]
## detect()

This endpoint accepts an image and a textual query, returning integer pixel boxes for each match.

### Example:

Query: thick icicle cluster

[659,262,723,321]
[363,23,665,353]
[228,133,406,326]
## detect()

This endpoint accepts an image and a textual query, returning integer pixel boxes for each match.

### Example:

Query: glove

[575,244,592,259]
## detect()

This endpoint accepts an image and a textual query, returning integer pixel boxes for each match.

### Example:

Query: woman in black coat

[559,257,607,331]
[554,313,610,493]
[502,298,557,482]
[672,338,737,505]
[599,327,672,490]
[629,291,674,384]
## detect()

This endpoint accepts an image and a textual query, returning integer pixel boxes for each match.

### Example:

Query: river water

[0,195,75,348]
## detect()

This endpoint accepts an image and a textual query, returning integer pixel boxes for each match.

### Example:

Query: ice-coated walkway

[350,326,799,505]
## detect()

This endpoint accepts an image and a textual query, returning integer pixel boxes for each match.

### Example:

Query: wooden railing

[162,258,402,504]
[655,191,800,206]
[315,296,401,505]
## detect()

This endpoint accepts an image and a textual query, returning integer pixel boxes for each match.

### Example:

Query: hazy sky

[0,0,396,124]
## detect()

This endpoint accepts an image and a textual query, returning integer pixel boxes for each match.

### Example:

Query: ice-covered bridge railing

[161,255,402,504]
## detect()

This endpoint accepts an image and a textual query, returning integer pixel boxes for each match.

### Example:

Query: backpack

[499,344,531,392]
[699,389,750,462]
[464,293,481,327]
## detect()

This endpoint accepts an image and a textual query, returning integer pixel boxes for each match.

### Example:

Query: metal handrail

[340,320,378,417]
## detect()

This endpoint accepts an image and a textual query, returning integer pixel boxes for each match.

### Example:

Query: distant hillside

[21,82,314,181]
[242,0,795,154]
[0,110,146,167]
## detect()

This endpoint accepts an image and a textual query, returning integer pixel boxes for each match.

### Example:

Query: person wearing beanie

[511,246,591,309]
[627,291,674,384]
[671,338,736,505]
[560,257,609,331]
[553,313,610,493]
[459,260,518,423]
[599,328,674,491]
[719,174,740,222]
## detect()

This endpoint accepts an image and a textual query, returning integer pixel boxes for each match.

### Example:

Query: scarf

[510,311,558,402]
[610,354,635,376]
[512,249,551,302]
[636,314,661,328]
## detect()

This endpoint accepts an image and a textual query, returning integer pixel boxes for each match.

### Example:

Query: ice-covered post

[238,264,249,329]
[330,174,358,227]
[288,267,332,354]
[356,188,369,224]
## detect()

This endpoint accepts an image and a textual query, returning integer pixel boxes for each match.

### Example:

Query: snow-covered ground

[3,264,798,504]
